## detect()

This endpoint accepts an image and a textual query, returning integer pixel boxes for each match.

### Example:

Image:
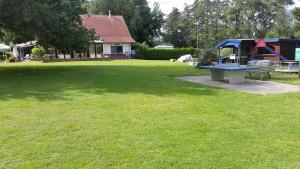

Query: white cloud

[149,0,300,15]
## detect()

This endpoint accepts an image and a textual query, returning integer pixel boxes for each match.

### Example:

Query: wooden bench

[247,60,274,80]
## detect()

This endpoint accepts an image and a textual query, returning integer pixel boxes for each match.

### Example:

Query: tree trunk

[55,48,58,58]
[71,50,74,59]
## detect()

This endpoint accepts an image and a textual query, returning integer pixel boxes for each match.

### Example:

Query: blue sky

[148,0,300,14]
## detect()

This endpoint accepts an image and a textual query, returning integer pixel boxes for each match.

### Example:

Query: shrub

[196,48,217,66]
[0,52,12,61]
[31,45,45,58]
[136,47,196,60]
[0,53,5,60]
[6,56,16,62]
[135,42,149,59]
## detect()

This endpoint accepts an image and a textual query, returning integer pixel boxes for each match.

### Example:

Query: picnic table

[200,65,257,84]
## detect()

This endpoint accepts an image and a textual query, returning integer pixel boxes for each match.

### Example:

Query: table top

[200,66,258,71]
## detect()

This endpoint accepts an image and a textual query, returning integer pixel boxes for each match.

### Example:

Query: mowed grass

[0,60,299,169]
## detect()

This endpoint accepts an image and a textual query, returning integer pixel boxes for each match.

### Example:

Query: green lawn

[0,60,299,169]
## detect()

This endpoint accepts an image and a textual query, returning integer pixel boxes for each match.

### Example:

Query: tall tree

[163,7,192,47]
[192,0,230,48]
[227,0,294,38]
[163,0,295,49]
[292,7,300,38]
[0,0,91,53]
[149,3,165,41]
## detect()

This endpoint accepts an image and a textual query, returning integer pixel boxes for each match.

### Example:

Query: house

[81,14,136,59]
[216,38,300,62]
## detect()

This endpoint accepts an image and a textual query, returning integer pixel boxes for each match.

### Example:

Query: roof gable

[81,15,136,43]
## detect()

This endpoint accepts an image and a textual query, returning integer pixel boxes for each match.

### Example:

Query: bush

[31,45,45,58]
[6,56,16,62]
[195,48,217,66]
[0,52,12,61]
[137,47,197,60]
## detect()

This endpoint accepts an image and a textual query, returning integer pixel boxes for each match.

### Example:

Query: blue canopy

[216,39,242,49]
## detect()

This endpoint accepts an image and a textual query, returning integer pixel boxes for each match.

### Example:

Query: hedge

[137,48,197,60]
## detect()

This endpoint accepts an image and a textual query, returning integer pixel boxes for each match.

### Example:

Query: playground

[215,38,300,73]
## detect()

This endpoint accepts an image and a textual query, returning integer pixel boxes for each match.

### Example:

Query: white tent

[177,54,193,62]
[0,44,10,51]
[13,40,37,59]
[15,40,37,48]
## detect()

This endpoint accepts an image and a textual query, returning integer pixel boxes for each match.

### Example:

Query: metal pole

[197,21,199,57]
[94,43,97,58]
[299,62,300,78]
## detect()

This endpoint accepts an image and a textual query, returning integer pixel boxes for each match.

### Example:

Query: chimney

[109,11,111,17]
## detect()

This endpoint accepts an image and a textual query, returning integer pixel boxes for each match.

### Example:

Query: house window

[111,46,123,54]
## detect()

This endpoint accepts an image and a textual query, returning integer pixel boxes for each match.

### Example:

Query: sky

[148,0,300,15]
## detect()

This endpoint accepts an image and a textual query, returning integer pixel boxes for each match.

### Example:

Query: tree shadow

[0,64,219,101]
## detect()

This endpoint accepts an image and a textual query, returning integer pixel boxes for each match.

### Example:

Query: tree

[293,7,300,38]
[0,0,91,53]
[148,2,165,45]
[226,0,294,38]
[163,0,295,49]
[163,8,189,47]
[191,0,229,48]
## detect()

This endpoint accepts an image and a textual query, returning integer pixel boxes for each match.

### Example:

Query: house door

[96,44,103,58]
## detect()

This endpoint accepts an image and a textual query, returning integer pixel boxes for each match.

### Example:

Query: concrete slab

[176,76,300,95]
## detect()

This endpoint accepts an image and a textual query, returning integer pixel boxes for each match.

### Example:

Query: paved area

[177,76,300,95]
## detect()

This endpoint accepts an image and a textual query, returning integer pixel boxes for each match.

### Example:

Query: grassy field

[0,60,300,169]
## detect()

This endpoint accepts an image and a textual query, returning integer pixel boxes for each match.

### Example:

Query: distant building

[154,45,174,49]
[81,15,136,59]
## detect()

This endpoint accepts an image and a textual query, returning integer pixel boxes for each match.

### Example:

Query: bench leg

[210,70,225,81]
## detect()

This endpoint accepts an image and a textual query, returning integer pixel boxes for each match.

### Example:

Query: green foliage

[196,48,217,66]
[32,46,46,58]
[293,7,300,39]
[163,0,295,49]
[6,56,16,62]
[135,42,149,59]
[0,0,90,52]
[1,52,12,61]
[163,8,185,48]
[137,47,196,60]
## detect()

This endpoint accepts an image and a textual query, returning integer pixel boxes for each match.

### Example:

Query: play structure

[250,38,288,61]
[216,38,300,74]
[249,38,299,73]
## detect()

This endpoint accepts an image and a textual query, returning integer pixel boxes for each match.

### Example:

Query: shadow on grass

[0,64,218,101]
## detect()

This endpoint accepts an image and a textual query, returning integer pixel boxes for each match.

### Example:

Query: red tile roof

[81,15,136,43]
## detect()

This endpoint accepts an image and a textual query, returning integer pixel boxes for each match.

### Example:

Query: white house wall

[103,43,131,55]
[103,44,111,54]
